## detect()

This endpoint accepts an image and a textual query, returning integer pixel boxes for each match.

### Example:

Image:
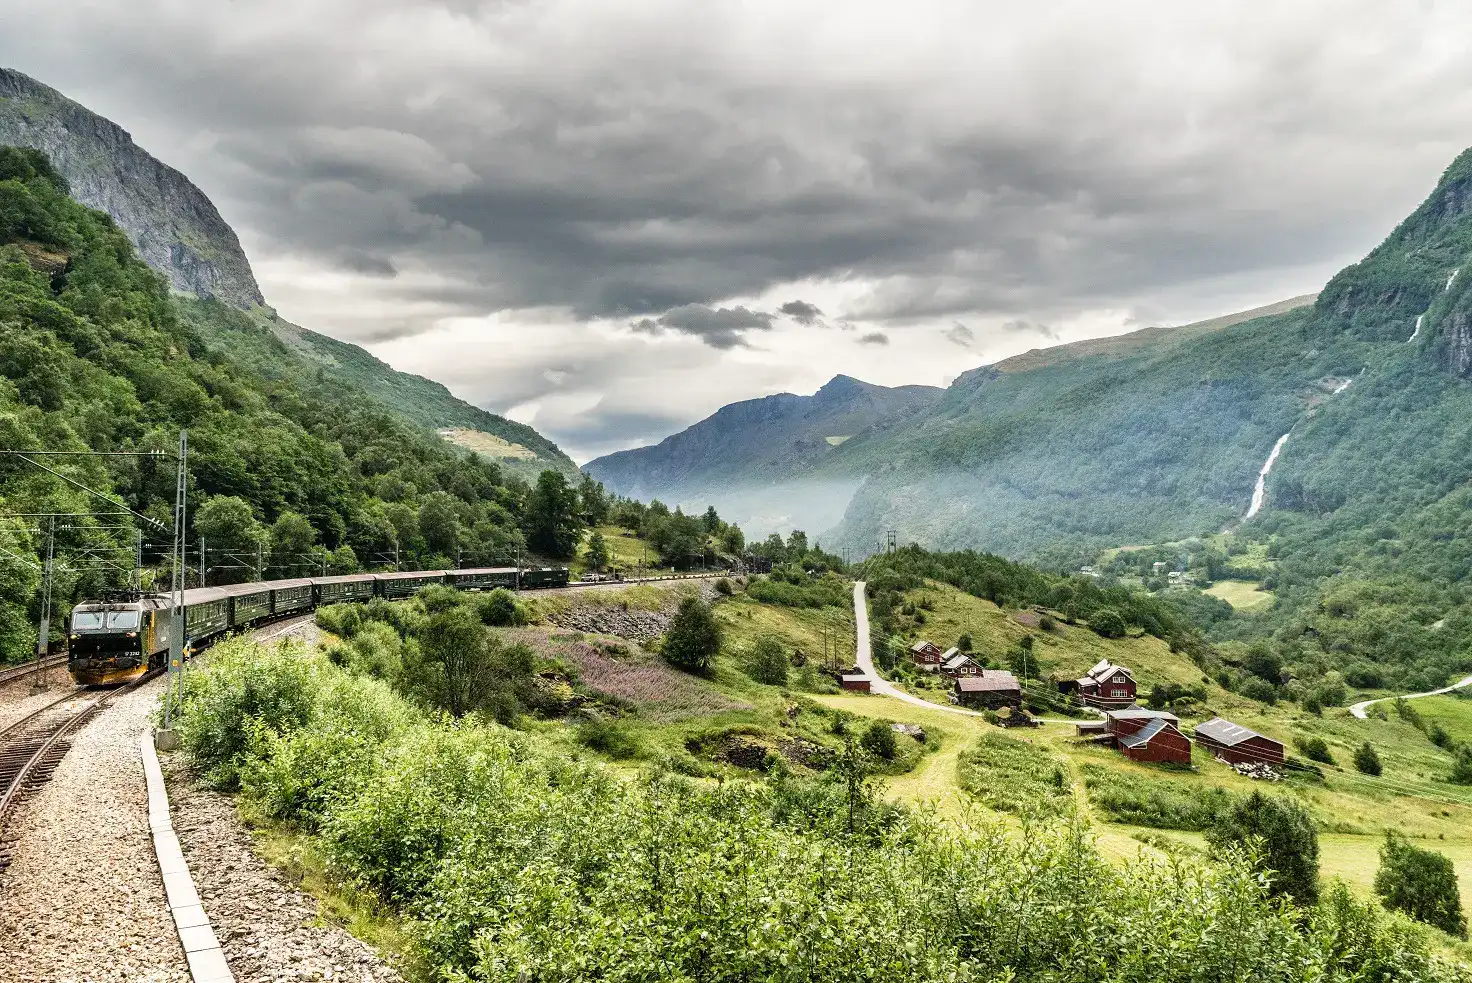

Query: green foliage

[1355,741,1384,777]
[1449,746,1472,785]
[584,529,610,571]
[1089,607,1127,638]
[173,640,1469,983]
[744,634,789,686]
[747,571,850,608]
[1081,766,1234,830]
[1206,791,1320,905]
[576,717,643,760]
[1375,832,1468,938]
[474,588,524,627]
[662,597,722,674]
[714,576,734,596]
[860,719,898,761]
[524,471,584,558]
[1297,735,1336,765]
[958,733,1072,817]
[403,605,532,721]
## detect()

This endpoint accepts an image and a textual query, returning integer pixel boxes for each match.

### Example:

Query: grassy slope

[1203,579,1275,611]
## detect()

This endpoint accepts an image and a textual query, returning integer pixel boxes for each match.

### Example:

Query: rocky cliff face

[0,68,263,308]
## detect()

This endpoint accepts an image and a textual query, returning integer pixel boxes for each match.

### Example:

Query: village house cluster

[907,645,1285,769]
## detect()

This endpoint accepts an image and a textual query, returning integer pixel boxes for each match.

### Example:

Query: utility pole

[134,528,143,590]
[165,430,188,729]
[36,515,54,659]
[199,535,206,588]
[256,543,264,582]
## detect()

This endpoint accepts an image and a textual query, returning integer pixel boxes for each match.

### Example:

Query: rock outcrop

[0,68,264,309]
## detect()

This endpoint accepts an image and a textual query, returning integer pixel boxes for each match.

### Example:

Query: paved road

[1349,672,1472,719]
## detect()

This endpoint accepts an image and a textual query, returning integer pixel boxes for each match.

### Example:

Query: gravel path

[0,667,78,733]
[0,673,189,983]
[162,758,403,983]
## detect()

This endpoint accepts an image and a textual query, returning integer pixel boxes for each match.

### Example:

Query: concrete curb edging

[141,733,236,983]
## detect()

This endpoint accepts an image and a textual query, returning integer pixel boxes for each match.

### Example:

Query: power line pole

[198,534,206,588]
[165,430,188,730]
[36,515,54,660]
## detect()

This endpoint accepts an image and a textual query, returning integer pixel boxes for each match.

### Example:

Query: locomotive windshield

[71,610,141,631]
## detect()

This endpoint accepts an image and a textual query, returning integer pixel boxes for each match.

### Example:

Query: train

[65,566,569,685]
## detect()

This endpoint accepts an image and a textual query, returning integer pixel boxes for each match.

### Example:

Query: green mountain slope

[0,146,584,661]
[0,66,576,479]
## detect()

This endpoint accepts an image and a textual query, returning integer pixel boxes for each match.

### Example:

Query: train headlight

[126,632,137,638]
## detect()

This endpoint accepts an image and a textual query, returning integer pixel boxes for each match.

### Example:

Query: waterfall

[1409,314,1423,343]
[1245,433,1290,520]
[1331,377,1353,395]
[1449,269,1460,291]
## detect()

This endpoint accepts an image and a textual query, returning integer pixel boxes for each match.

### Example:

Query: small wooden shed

[1192,717,1285,766]
[1117,717,1192,765]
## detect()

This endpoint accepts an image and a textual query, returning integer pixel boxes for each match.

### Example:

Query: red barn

[955,670,1023,709]
[1065,659,1138,709]
[1192,717,1285,766]
[840,673,871,692]
[1117,717,1192,764]
[1105,706,1180,738]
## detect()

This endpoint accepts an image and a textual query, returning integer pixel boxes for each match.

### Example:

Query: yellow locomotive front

[67,598,162,685]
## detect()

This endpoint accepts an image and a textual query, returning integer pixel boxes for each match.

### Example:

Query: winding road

[1349,673,1472,719]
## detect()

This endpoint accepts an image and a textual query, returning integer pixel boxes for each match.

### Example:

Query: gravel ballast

[0,674,189,983]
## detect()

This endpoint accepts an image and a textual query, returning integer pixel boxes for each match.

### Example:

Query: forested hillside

[0,146,595,661]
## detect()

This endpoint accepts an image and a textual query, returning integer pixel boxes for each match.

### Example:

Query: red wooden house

[1061,659,1137,709]
[955,670,1023,709]
[909,640,944,670]
[1192,717,1285,766]
[939,649,983,679]
[1117,717,1192,764]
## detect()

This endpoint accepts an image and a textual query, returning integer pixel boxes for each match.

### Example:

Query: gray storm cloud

[5,1,1472,458]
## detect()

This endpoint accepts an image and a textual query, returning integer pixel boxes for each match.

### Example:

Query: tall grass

[957,733,1072,817]
[175,639,1467,983]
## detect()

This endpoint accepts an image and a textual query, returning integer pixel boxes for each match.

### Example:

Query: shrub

[315,603,362,639]
[1375,833,1468,938]
[1239,676,1279,705]
[663,597,722,673]
[860,719,897,761]
[1039,614,1057,631]
[1207,791,1320,905]
[1449,746,1472,785]
[577,717,643,760]
[744,635,789,686]
[475,587,523,627]
[1297,735,1336,765]
[1355,741,1384,777]
[956,632,972,652]
[714,577,734,596]
[1088,607,1127,638]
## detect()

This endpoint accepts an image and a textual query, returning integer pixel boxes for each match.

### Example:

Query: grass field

[1204,579,1275,611]
[437,427,537,459]
[1414,694,1472,745]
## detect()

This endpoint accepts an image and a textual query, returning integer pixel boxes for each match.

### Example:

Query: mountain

[0,67,575,478]
[584,374,942,534]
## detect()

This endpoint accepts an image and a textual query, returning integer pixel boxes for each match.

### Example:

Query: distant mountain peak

[0,67,264,308]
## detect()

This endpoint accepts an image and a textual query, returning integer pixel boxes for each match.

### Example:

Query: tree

[861,719,898,760]
[328,544,359,575]
[578,473,610,526]
[1206,791,1320,904]
[1089,607,1126,638]
[405,606,533,721]
[1375,832,1467,938]
[585,530,610,571]
[663,597,722,674]
[524,471,584,559]
[745,635,789,686]
[1448,746,1472,785]
[720,524,745,555]
[269,511,317,576]
[476,588,522,627]
[194,495,265,583]
[419,491,464,557]
[702,505,721,534]
[1298,736,1335,764]
[956,632,973,652]
[1355,741,1383,776]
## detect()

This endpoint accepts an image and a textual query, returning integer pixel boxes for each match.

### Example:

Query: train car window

[107,611,140,629]
[72,611,104,629]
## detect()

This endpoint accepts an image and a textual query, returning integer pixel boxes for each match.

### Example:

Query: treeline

[173,640,1468,982]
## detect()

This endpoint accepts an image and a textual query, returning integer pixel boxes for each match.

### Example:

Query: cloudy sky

[4,1,1471,461]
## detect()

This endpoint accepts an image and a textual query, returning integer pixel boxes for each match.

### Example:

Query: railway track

[0,671,158,869]
[0,654,67,688]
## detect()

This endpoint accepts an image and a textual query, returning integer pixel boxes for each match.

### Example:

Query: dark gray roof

[942,653,974,669]
[1118,717,1176,748]
[1193,717,1280,748]
[1107,707,1178,724]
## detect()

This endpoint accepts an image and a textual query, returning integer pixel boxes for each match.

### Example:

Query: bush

[315,603,362,639]
[714,577,734,596]
[1297,735,1336,765]
[1082,766,1233,830]
[1088,608,1127,638]
[1207,791,1320,905]
[577,717,643,760]
[475,588,523,627]
[1355,741,1384,777]
[1239,676,1279,705]
[744,635,789,686]
[1039,614,1057,631]
[860,719,898,761]
[1375,832,1468,938]
[663,597,722,674]
[1449,746,1472,785]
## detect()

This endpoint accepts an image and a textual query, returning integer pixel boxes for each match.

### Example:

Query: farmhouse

[1117,717,1192,764]
[909,640,944,670]
[955,669,1022,709]
[1192,717,1285,766]
[939,649,983,678]
[1060,659,1137,709]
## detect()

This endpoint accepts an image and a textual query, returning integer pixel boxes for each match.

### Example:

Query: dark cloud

[1001,318,1058,340]
[629,304,775,349]
[779,300,824,325]
[857,331,889,345]
[945,322,975,347]
[336,250,399,278]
